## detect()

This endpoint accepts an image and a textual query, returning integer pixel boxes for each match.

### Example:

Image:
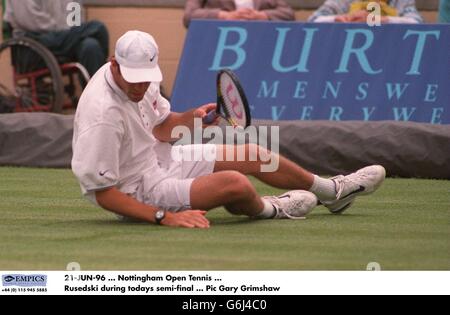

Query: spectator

[308,0,423,24]
[184,0,295,28]
[4,0,109,77]
[439,0,450,23]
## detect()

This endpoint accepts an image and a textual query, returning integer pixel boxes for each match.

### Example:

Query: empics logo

[3,275,15,283]
[2,274,47,287]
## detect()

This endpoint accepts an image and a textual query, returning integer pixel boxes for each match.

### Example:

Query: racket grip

[203,111,218,124]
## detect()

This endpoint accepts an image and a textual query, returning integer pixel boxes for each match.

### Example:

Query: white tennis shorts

[138,144,217,212]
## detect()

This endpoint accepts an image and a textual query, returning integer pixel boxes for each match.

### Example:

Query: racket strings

[219,94,237,127]
[220,79,246,127]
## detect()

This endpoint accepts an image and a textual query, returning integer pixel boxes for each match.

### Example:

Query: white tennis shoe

[323,165,386,214]
[264,191,318,220]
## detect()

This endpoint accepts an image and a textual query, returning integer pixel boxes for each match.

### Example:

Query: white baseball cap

[115,31,163,83]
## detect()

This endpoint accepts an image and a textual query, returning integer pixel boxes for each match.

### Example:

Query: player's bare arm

[153,103,217,142]
[95,187,210,229]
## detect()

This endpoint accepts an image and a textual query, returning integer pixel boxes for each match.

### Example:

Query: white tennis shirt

[72,63,172,204]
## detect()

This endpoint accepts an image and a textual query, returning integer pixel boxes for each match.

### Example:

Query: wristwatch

[155,210,166,225]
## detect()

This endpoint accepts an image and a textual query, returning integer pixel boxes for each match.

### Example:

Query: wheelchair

[0,22,90,113]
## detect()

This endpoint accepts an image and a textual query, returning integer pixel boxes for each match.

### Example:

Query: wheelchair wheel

[0,37,64,113]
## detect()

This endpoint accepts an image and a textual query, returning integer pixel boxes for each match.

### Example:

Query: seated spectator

[184,0,295,28]
[4,0,109,77]
[308,0,423,24]
[439,0,450,23]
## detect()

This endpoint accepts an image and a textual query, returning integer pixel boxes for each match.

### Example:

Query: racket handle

[203,111,218,125]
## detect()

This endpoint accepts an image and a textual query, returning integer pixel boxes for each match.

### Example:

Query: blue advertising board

[172,20,450,124]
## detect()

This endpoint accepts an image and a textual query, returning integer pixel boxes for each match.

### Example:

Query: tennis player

[72,31,386,229]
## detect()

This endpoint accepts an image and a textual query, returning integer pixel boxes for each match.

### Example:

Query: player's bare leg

[190,170,318,219]
[214,144,386,214]
[214,144,314,190]
[190,171,263,216]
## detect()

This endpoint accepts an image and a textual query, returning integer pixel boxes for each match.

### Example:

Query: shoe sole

[327,165,386,214]
[327,187,373,214]
[329,200,354,214]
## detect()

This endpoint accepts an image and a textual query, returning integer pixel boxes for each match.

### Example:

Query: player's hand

[194,103,219,127]
[161,210,210,229]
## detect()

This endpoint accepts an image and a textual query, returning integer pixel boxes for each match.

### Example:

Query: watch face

[156,210,165,221]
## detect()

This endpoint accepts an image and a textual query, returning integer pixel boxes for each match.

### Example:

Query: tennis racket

[203,69,251,129]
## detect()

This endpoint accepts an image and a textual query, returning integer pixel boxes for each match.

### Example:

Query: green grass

[0,167,449,271]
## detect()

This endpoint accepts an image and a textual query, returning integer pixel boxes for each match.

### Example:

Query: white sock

[310,175,337,202]
[254,199,277,219]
